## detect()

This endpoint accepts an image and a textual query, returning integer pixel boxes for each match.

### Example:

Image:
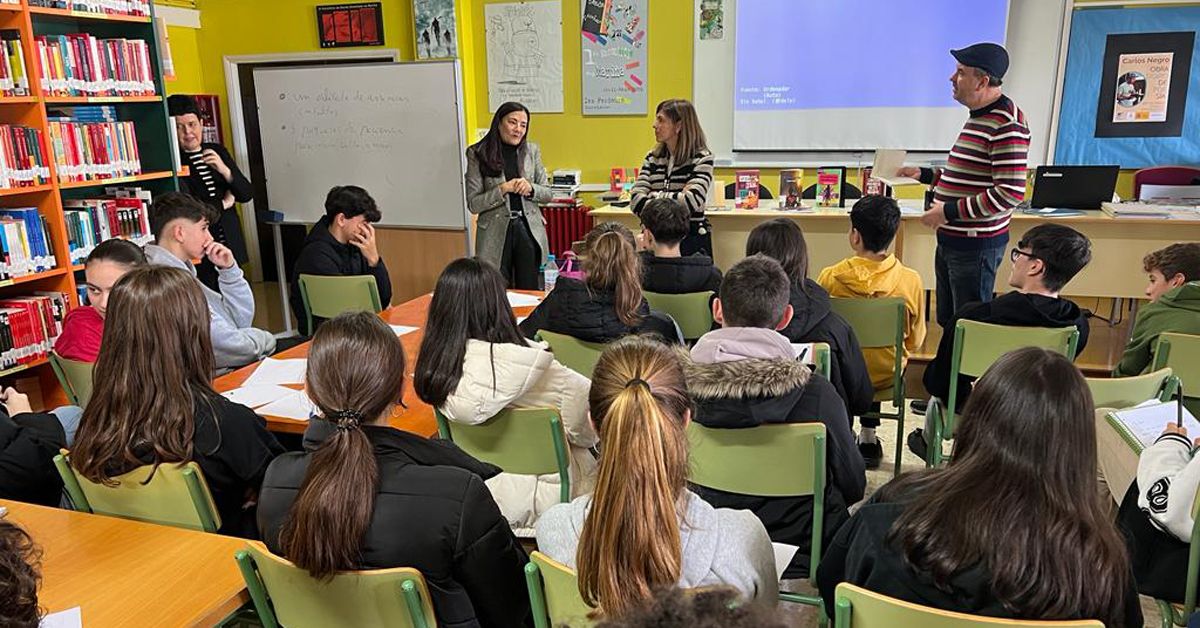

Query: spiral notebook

[1105,400,1200,454]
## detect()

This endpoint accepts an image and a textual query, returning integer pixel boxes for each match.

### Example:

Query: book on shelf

[0,292,68,370]
[34,33,156,98]
[735,169,760,209]
[0,30,29,98]
[779,168,804,209]
[64,185,153,264]
[47,107,142,183]
[0,208,55,277]
[0,125,51,190]
[816,166,847,208]
[28,0,151,18]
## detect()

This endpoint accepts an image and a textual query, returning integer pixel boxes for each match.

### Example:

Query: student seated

[1115,242,1200,376]
[686,255,865,578]
[54,238,146,363]
[258,311,531,628]
[289,185,392,336]
[817,196,925,468]
[144,192,276,370]
[818,348,1142,628]
[638,197,722,294]
[0,387,69,506]
[520,222,682,344]
[70,266,284,537]
[915,223,1091,455]
[746,218,873,419]
[0,520,41,626]
[536,336,778,616]
[414,257,598,536]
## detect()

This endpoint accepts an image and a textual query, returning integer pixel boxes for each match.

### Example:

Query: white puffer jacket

[439,338,598,536]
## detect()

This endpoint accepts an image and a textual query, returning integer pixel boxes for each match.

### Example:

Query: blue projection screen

[733,0,1009,151]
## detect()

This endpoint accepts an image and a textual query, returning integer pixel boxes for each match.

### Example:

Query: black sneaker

[858,439,883,470]
[906,429,929,462]
[910,399,928,415]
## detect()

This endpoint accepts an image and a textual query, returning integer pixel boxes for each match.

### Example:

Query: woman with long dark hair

[256,311,530,627]
[816,347,1141,627]
[465,101,552,289]
[414,258,598,537]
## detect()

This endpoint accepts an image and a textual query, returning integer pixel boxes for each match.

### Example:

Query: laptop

[1029,165,1120,211]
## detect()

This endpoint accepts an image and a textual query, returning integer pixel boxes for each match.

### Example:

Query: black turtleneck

[501,143,523,217]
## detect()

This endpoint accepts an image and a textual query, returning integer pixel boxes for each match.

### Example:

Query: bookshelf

[0,0,176,405]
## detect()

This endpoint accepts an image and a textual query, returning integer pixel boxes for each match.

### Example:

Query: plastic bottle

[543,254,559,292]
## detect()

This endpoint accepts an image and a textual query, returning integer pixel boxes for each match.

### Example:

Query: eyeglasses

[1010,248,1039,262]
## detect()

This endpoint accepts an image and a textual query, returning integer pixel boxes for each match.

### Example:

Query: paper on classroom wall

[414,0,458,59]
[242,358,308,387]
[222,384,296,409]
[485,1,564,113]
[581,0,648,115]
[698,0,724,40]
[1113,52,1172,123]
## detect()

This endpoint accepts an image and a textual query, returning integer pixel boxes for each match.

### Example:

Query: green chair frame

[525,550,595,628]
[832,582,1103,627]
[1087,368,1177,410]
[536,330,606,378]
[436,408,572,503]
[926,321,1078,466]
[53,453,220,532]
[1154,332,1200,416]
[829,297,907,476]
[235,542,437,628]
[297,273,383,335]
[643,291,715,341]
[49,351,94,408]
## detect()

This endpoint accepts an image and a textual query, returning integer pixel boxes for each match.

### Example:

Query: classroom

[0,0,1197,626]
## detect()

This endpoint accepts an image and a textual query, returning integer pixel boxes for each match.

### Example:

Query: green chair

[830,297,908,476]
[536,330,605,378]
[687,422,827,619]
[525,550,595,628]
[643,291,715,341]
[53,453,220,532]
[926,321,1078,466]
[1153,485,1200,627]
[235,541,437,628]
[832,582,1103,627]
[1154,333,1200,416]
[49,351,94,408]
[435,408,572,503]
[1087,368,1176,410]
[297,273,383,335]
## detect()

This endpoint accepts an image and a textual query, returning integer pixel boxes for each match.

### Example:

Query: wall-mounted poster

[581,0,648,115]
[317,3,384,48]
[1112,52,1171,123]
[699,0,723,40]
[486,1,564,113]
[414,0,457,59]
[1095,31,1193,138]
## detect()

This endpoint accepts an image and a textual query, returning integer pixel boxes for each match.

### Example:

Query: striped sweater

[630,149,715,218]
[920,95,1030,250]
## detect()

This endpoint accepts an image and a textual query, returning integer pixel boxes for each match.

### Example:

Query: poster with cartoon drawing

[485,1,564,113]
[413,0,457,59]
[581,0,647,115]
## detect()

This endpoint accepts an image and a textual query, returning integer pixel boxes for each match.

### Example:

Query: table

[214,293,543,436]
[591,205,1200,299]
[3,500,248,627]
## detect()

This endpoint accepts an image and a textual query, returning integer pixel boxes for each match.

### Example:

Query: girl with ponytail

[519,222,683,344]
[535,336,777,617]
[256,311,531,627]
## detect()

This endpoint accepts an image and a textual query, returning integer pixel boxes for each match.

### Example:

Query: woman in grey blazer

[465,101,553,289]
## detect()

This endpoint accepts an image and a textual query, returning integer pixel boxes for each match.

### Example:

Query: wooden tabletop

[213,293,542,437]
[3,500,248,627]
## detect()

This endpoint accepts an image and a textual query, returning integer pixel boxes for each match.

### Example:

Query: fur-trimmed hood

[684,356,812,400]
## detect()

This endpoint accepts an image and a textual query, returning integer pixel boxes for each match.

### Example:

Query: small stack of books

[28,0,151,16]
[64,185,152,264]
[0,292,69,369]
[34,33,156,98]
[0,208,55,277]
[47,107,142,183]
[0,125,51,189]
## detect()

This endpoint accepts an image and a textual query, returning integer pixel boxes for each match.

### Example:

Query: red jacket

[54,306,103,362]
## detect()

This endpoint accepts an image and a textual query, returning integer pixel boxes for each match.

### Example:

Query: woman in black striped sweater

[630,99,715,257]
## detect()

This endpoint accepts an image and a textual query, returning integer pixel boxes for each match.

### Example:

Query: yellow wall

[164,25,204,95]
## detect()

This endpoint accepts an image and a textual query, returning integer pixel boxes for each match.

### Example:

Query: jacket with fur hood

[438,338,598,536]
[1115,282,1200,377]
[685,327,867,579]
[639,250,723,295]
[779,279,874,417]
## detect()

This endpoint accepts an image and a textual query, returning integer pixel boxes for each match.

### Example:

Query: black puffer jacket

[640,251,723,295]
[257,422,530,628]
[289,215,393,335]
[0,410,65,506]
[780,279,874,417]
[518,277,681,343]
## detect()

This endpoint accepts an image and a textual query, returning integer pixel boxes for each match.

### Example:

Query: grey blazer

[465,141,553,268]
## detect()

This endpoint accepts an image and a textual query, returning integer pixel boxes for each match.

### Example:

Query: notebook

[1105,400,1200,454]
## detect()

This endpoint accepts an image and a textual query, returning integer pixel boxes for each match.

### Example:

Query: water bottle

[543,254,559,292]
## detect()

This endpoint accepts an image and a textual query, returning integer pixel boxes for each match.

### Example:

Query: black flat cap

[951,42,1009,80]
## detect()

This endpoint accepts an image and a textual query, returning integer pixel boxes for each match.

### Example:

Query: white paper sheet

[507,292,542,307]
[242,358,308,387]
[221,384,296,409]
[255,390,316,421]
[390,325,419,336]
[871,149,923,186]
[40,607,82,628]
[772,543,800,582]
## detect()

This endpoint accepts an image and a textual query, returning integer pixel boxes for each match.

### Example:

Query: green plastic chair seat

[235,542,437,628]
[297,274,383,334]
[53,453,220,532]
[643,291,715,341]
[833,582,1103,627]
[1087,368,1175,410]
[49,351,94,408]
[435,408,572,502]
[525,550,594,628]
[1154,333,1200,416]
[536,330,605,378]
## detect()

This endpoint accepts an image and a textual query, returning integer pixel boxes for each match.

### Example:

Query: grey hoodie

[144,244,275,369]
[535,491,779,604]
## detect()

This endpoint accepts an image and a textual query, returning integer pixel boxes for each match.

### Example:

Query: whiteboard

[254,61,469,229]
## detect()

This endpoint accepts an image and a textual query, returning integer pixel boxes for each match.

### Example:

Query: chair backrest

[527,551,594,628]
[1086,368,1174,410]
[1132,166,1200,199]
[537,330,605,378]
[53,454,220,532]
[49,351,94,407]
[435,408,571,502]
[833,583,1103,628]
[297,274,383,332]
[236,542,437,628]
[643,291,714,341]
[830,297,905,393]
[1154,333,1200,409]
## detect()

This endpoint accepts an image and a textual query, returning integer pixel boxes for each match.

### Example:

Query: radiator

[542,205,594,259]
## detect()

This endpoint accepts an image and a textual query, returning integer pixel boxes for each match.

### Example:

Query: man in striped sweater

[898,43,1031,327]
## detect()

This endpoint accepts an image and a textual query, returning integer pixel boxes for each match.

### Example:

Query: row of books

[0,207,55,278]
[47,115,142,183]
[0,124,51,190]
[64,186,153,264]
[0,292,68,370]
[0,31,29,98]
[35,33,156,97]
[28,0,151,18]
[729,167,891,210]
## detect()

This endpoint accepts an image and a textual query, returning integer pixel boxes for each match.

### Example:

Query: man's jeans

[934,241,1006,327]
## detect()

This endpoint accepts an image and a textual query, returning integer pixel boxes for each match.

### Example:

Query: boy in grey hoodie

[144,192,275,370]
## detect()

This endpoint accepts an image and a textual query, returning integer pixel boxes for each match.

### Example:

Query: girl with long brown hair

[70,266,284,537]
[816,347,1142,627]
[519,222,681,344]
[629,98,715,257]
[535,336,777,617]
[255,311,530,627]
